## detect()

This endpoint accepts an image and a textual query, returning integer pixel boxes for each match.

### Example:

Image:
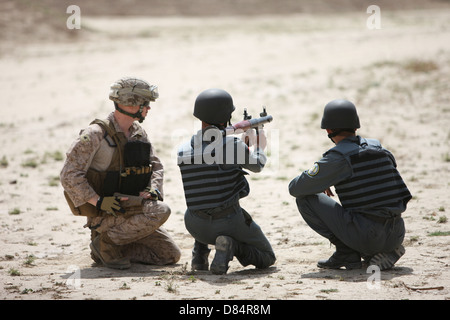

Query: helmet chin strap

[211,117,232,130]
[114,102,147,123]
[327,130,341,143]
[327,129,356,143]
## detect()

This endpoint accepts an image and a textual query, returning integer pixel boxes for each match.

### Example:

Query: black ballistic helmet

[193,88,235,125]
[321,99,360,129]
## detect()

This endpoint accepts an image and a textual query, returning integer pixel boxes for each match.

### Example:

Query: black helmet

[321,99,360,129]
[193,88,235,124]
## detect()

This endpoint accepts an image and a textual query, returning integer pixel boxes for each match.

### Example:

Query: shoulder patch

[78,124,104,144]
[306,162,320,176]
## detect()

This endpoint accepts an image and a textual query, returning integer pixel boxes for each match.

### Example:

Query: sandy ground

[0,2,449,302]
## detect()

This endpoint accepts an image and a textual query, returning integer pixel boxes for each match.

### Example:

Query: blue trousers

[296,194,405,256]
[185,205,276,269]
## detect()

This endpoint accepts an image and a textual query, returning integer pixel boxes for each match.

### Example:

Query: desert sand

[0,1,449,303]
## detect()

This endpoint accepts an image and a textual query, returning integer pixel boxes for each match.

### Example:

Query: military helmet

[193,88,235,124]
[109,77,158,106]
[321,99,360,129]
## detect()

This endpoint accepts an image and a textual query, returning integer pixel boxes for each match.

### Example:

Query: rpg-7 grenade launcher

[223,107,273,136]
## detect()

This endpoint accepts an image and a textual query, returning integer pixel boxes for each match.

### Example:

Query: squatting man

[61,77,181,269]
[289,99,411,271]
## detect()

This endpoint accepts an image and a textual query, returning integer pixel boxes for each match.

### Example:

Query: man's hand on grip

[242,128,267,150]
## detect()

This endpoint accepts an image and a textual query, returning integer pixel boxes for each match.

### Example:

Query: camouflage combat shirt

[60,112,164,208]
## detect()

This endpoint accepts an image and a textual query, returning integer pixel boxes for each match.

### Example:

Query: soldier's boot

[90,233,131,270]
[89,230,102,265]
[317,237,362,270]
[369,245,405,270]
[210,236,236,275]
[191,240,211,271]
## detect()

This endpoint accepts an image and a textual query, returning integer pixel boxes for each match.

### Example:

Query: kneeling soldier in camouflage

[177,88,276,275]
[289,99,411,270]
[61,77,181,269]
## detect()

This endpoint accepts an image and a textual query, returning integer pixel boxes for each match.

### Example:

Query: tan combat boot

[90,233,131,270]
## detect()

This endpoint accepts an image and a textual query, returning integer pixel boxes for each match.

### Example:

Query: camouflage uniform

[60,78,181,266]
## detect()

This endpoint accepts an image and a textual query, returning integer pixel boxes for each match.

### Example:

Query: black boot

[369,245,405,270]
[191,240,211,271]
[210,236,235,275]
[317,237,361,270]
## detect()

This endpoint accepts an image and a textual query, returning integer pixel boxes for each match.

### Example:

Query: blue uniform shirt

[288,140,353,198]
[289,136,411,217]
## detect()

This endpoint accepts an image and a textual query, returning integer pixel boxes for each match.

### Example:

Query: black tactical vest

[87,119,152,197]
[178,131,249,211]
[331,137,411,215]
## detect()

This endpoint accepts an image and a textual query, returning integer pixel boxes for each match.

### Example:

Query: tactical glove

[96,196,126,216]
[144,187,163,201]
